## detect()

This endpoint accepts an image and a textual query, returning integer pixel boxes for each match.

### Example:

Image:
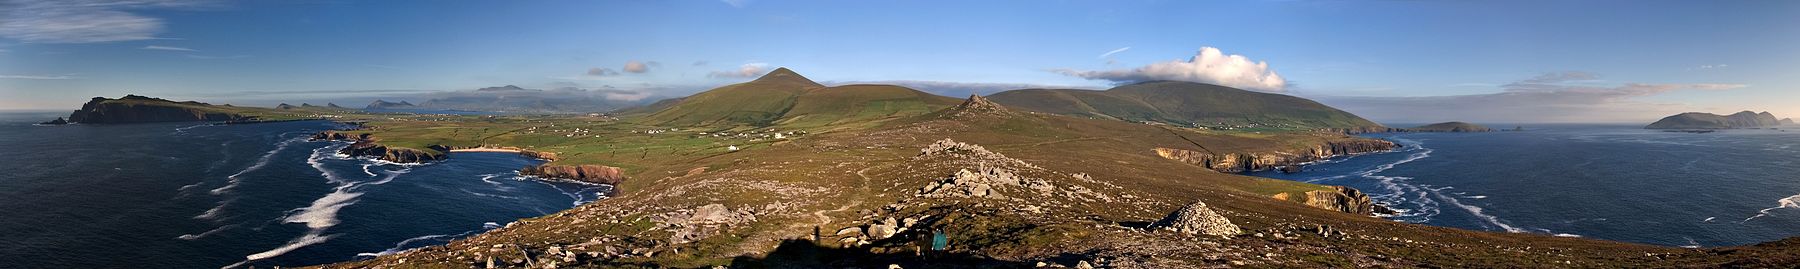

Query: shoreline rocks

[309,130,446,163]
[1273,186,1394,216]
[1153,138,1397,173]
[519,164,626,185]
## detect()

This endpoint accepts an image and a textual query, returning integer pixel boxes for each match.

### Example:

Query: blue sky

[1,0,1796,123]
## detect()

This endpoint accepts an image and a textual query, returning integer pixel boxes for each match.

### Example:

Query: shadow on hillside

[725,239,1031,269]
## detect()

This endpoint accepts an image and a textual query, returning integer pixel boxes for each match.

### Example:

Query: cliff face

[66,95,250,124]
[1273,186,1394,216]
[310,130,446,163]
[519,164,626,185]
[1154,138,1398,173]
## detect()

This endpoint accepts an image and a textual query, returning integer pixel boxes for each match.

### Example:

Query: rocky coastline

[310,131,628,185]
[308,130,446,163]
[1153,138,1398,173]
[1152,138,1400,216]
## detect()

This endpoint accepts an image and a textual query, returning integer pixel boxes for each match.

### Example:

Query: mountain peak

[749,67,820,87]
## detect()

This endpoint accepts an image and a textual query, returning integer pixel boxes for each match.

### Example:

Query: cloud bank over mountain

[1054,47,1287,92]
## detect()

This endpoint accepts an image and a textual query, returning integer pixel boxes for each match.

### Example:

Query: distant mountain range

[629,68,1388,131]
[365,100,417,110]
[1646,111,1792,129]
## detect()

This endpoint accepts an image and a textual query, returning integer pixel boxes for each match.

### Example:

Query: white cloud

[1054,46,1287,92]
[142,45,195,51]
[708,63,770,78]
[1312,72,1746,123]
[0,0,217,44]
[0,74,75,79]
[720,0,750,8]
[1696,64,1729,69]
[622,60,656,73]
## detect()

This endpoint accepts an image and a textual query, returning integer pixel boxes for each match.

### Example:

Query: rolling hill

[636,68,961,128]
[987,81,1385,130]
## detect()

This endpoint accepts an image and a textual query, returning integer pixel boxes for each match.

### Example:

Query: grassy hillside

[639,68,824,126]
[773,84,962,129]
[988,81,1384,131]
[633,68,961,130]
[323,95,1800,269]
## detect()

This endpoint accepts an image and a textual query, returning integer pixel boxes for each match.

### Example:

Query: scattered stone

[1150,200,1242,236]
[919,165,1052,198]
[1076,260,1095,269]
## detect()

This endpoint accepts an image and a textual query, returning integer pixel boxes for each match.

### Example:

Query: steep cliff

[519,164,626,185]
[1272,186,1395,216]
[1153,138,1397,173]
[66,95,253,124]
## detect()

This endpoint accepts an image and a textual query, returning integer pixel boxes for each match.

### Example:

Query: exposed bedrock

[519,164,626,185]
[1273,186,1396,216]
[309,130,446,163]
[1152,139,1397,173]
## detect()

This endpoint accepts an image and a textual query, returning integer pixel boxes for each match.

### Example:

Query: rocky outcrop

[276,103,298,109]
[917,166,1053,199]
[520,164,626,185]
[654,203,756,244]
[1273,186,1394,216]
[66,95,252,124]
[340,141,445,163]
[39,117,67,125]
[310,130,446,163]
[1153,139,1397,173]
[938,94,1015,119]
[1150,200,1241,236]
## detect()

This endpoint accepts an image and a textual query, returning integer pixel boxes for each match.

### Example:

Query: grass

[987,81,1385,130]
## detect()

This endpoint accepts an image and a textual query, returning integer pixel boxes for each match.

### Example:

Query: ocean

[0,111,607,268]
[1251,124,1800,247]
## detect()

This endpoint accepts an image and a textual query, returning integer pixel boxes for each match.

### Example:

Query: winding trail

[798,165,880,228]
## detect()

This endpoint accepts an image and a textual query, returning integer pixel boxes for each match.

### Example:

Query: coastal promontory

[64,95,253,124]
[1646,111,1785,129]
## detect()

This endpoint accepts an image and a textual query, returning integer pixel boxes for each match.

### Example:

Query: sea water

[0,111,606,268]
[1251,124,1800,247]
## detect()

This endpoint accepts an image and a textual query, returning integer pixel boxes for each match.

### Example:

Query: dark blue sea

[0,111,607,268]
[1251,124,1800,247]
